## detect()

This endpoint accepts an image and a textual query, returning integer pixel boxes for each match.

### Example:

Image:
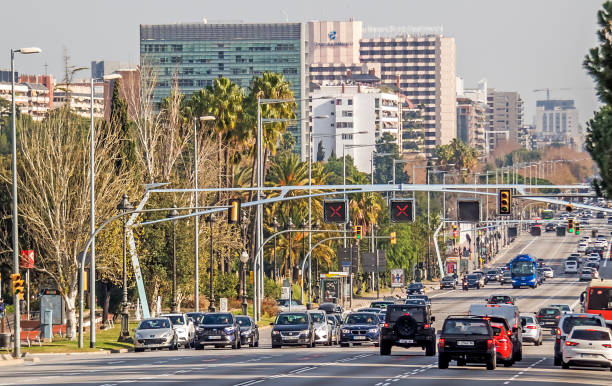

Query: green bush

[214,272,239,300]
[264,277,281,299]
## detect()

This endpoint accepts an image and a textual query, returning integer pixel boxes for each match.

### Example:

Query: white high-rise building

[534,100,582,150]
[310,84,400,172]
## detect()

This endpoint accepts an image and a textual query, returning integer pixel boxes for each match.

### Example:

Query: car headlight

[368,328,378,333]
[162,332,173,339]
[342,329,350,334]
[241,329,251,335]
[272,330,280,335]
[224,327,235,334]
[317,325,327,332]
[134,332,143,339]
[300,329,310,336]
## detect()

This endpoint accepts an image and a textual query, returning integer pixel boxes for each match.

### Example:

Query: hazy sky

[0,0,603,125]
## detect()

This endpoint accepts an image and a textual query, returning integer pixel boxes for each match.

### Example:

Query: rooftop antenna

[44,62,48,76]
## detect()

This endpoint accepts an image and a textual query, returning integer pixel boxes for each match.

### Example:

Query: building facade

[534,99,582,150]
[456,97,487,157]
[310,84,400,172]
[91,60,123,80]
[53,82,104,118]
[486,89,524,152]
[103,68,141,121]
[140,22,308,156]
[0,81,51,121]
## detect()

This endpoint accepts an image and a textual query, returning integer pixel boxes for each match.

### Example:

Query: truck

[509,254,539,289]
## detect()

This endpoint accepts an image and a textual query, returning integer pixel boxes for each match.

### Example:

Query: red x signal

[323,200,348,223]
[390,200,414,222]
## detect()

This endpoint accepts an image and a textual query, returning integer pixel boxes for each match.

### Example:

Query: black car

[186,312,205,327]
[597,212,605,219]
[318,302,343,314]
[236,315,259,347]
[271,312,314,348]
[536,307,562,328]
[438,316,497,370]
[194,312,241,349]
[406,294,431,305]
[473,271,488,285]
[380,304,436,356]
[407,282,425,295]
[466,274,481,289]
[485,269,500,282]
[486,295,516,305]
[545,223,555,232]
[340,312,380,347]
[440,276,457,289]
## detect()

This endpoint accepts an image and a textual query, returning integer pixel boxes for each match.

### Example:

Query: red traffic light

[390,199,414,222]
[323,200,348,223]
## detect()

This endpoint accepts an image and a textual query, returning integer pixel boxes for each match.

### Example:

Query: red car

[490,321,514,367]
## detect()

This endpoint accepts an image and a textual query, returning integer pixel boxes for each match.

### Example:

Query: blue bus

[509,254,538,289]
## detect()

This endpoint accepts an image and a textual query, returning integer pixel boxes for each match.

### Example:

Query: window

[336,99,342,105]
[341,134,353,140]
[347,99,353,106]
[342,110,353,117]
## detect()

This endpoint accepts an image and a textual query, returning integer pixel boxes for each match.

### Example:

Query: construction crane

[532,88,574,100]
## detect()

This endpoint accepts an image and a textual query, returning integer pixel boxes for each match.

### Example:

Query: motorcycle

[462,279,469,291]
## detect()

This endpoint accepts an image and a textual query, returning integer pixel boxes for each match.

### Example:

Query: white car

[587,254,601,263]
[561,326,612,370]
[580,269,595,281]
[160,313,195,348]
[577,243,588,253]
[542,267,554,278]
[564,260,578,274]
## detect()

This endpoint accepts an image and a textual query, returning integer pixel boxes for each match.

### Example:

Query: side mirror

[579,292,586,303]
[269,322,274,326]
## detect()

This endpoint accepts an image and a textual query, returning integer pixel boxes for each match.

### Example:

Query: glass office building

[140,22,308,156]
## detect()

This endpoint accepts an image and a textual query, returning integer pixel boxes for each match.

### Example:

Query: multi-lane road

[1,220,611,385]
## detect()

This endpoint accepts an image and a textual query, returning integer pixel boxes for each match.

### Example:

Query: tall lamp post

[207,213,216,311]
[193,115,215,313]
[10,46,41,358]
[272,217,279,281]
[117,194,133,342]
[240,250,249,315]
[167,206,179,313]
[89,72,121,349]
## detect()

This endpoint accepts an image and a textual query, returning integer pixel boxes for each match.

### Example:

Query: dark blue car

[340,312,380,347]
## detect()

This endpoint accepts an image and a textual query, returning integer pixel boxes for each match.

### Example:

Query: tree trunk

[101,281,111,329]
[149,282,159,317]
[63,287,78,340]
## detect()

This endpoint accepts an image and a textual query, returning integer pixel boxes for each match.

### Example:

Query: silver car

[520,313,542,346]
[133,317,178,352]
[308,310,332,345]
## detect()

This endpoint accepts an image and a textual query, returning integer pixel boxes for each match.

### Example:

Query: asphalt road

[1,218,611,386]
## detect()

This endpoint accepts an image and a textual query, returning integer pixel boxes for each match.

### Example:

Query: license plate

[581,353,598,358]
[353,336,366,340]
[457,341,474,346]
[399,339,414,344]
[208,335,221,340]
[284,336,298,340]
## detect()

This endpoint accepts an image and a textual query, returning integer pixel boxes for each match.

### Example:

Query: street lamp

[89,72,121,348]
[193,115,215,313]
[117,194,133,342]
[167,206,179,313]
[240,250,249,315]
[207,213,216,311]
[10,46,41,358]
[272,217,279,281]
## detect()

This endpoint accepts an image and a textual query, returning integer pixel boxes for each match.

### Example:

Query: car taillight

[439,338,445,347]
[526,325,537,329]
[383,323,389,328]
[424,324,430,329]
[487,339,494,349]
[556,328,561,336]
[565,341,579,346]
[506,330,512,336]
[602,344,612,348]
[555,315,561,319]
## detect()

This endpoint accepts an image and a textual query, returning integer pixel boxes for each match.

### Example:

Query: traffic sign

[389,199,415,222]
[323,200,348,223]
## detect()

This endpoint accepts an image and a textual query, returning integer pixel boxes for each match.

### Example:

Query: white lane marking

[108,361,125,364]
[429,289,456,298]
[518,237,538,254]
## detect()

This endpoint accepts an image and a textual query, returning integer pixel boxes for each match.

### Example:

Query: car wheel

[340,342,349,348]
[554,355,561,366]
[425,341,436,356]
[232,339,239,349]
[310,338,315,348]
[561,361,570,369]
[135,348,145,353]
[486,354,496,370]
[379,341,391,355]
[438,354,449,369]
[194,342,203,350]
[254,340,259,348]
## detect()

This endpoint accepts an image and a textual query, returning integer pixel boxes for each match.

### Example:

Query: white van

[564,260,578,274]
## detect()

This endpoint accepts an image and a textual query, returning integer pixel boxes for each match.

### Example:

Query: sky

[0,0,603,126]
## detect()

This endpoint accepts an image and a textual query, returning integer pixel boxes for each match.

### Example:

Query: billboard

[390,268,405,288]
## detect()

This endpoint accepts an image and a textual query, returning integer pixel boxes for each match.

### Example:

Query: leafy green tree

[109,79,136,171]
[316,140,325,162]
[374,133,409,184]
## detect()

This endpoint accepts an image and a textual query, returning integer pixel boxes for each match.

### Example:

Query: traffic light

[568,218,574,233]
[575,222,580,235]
[389,199,414,222]
[353,225,363,240]
[565,204,573,213]
[390,231,397,244]
[498,189,511,215]
[10,273,24,300]
[227,198,241,224]
[452,224,458,239]
[323,200,348,223]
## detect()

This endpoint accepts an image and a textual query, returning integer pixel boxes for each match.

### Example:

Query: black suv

[271,311,314,348]
[536,307,561,328]
[379,304,436,356]
[194,312,241,349]
[438,316,497,370]
[407,282,425,294]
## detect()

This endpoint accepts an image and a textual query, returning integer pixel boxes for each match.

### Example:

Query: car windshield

[489,296,511,304]
[550,304,570,312]
[310,313,325,323]
[521,315,535,324]
[138,319,170,329]
[186,313,205,323]
[236,317,252,327]
[467,274,478,280]
[571,329,611,341]
[539,308,559,315]
[202,314,233,325]
[345,313,378,325]
[275,313,308,325]
[388,306,425,323]
[487,270,497,275]
[163,315,185,325]
[512,261,535,276]
[561,317,603,334]
[443,319,490,335]
[442,276,454,281]
[408,283,423,289]
[587,288,612,311]
[370,302,393,308]
[278,299,300,307]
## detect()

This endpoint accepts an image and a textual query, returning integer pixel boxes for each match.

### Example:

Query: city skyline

[0,0,601,126]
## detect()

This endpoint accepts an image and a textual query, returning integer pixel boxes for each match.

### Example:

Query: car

[468,303,523,362]
[358,307,383,314]
[308,310,333,346]
[545,223,555,232]
[406,294,431,305]
[405,298,427,306]
[318,302,343,314]
[578,243,588,253]
[328,313,343,326]
[489,317,515,367]
[553,313,607,366]
[440,276,457,289]
[186,312,205,327]
[580,268,596,281]
[340,312,380,347]
[472,271,487,285]
[160,313,195,348]
[277,299,307,312]
[370,300,395,309]
[485,269,500,282]
[194,312,241,349]
[564,260,578,274]
[500,271,513,285]
[585,261,600,271]
[536,307,562,328]
[271,312,314,348]
[486,295,516,305]
[438,316,497,370]
[465,274,481,289]
[541,267,554,278]
[133,317,179,352]
[407,282,425,295]
[327,313,341,345]
[236,315,259,348]
[608,218,612,225]
[520,313,542,346]
[550,304,572,314]
[587,254,601,263]
[561,326,612,370]
[379,304,436,356]
[597,212,605,219]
